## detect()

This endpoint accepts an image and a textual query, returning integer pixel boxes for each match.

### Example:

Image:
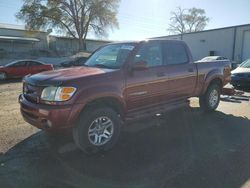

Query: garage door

[242,30,250,61]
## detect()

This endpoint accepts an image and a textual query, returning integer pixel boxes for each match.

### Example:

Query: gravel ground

[0,81,250,188]
[0,80,38,153]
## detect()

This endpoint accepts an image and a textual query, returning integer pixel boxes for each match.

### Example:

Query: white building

[0,23,110,55]
[153,24,250,62]
[0,23,48,53]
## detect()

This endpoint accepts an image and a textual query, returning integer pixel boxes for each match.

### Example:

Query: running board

[125,100,189,122]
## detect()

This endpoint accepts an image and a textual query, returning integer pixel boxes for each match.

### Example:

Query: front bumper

[19,94,83,131]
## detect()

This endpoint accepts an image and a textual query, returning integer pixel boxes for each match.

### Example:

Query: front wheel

[199,84,221,112]
[73,107,121,154]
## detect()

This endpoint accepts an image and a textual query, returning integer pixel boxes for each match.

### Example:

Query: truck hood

[231,67,250,74]
[24,66,113,86]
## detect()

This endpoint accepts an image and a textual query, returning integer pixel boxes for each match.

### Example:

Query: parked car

[0,60,53,80]
[19,40,231,154]
[198,56,228,62]
[60,52,91,67]
[60,56,90,68]
[231,58,250,89]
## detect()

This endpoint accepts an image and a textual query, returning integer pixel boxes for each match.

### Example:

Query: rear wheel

[73,107,121,154]
[199,83,221,112]
[0,72,7,80]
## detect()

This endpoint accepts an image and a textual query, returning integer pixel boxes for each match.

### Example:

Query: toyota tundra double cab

[19,39,231,154]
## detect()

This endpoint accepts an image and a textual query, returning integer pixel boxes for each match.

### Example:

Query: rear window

[165,43,189,65]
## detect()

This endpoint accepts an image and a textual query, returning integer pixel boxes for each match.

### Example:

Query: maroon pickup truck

[19,39,231,154]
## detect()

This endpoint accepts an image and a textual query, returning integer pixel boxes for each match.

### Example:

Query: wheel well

[83,97,125,119]
[203,78,223,95]
[209,78,223,88]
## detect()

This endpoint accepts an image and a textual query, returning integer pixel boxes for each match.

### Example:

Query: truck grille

[23,83,43,103]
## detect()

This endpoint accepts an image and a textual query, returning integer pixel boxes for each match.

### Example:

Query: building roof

[0,35,40,42]
[0,23,47,33]
[0,23,113,43]
[50,35,113,43]
[0,23,25,30]
[153,23,250,39]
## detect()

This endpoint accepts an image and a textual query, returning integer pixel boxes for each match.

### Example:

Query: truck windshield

[85,43,136,69]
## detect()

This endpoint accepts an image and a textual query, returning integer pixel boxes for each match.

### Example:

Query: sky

[0,0,250,41]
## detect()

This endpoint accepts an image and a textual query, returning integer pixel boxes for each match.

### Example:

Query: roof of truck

[109,39,184,44]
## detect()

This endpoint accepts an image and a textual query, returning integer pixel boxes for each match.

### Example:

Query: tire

[73,106,121,154]
[0,72,7,80]
[199,83,221,112]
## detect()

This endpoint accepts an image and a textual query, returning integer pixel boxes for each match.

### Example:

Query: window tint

[29,61,42,66]
[134,42,163,67]
[11,61,27,67]
[165,43,189,65]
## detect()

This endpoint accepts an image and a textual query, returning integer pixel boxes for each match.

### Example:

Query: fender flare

[201,69,223,94]
[75,86,126,118]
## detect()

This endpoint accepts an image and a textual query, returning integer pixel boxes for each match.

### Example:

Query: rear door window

[133,41,163,67]
[164,42,189,65]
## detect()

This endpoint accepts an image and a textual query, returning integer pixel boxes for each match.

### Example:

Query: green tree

[168,7,209,34]
[17,0,120,51]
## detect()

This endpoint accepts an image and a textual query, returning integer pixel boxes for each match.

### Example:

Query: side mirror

[132,61,148,70]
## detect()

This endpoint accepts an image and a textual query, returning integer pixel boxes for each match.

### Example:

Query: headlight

[41,86,76,102]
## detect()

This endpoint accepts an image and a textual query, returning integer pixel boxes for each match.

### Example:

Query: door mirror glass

[132,61,148,70]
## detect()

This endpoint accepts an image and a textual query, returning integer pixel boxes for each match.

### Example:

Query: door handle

[157,72,165,77]
[188,68,194,72]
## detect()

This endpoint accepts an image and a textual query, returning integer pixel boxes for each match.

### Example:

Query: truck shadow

[221,94,250,103]
[1,107,250,188]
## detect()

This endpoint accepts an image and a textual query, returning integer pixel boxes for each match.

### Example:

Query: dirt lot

[0,81,250,188]
[0,80,38,153]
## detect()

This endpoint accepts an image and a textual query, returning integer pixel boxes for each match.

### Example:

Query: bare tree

[17,0,120,51]
[168,7,186,34]
[168,7,209,34]
[185,8,210,32]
